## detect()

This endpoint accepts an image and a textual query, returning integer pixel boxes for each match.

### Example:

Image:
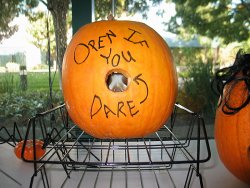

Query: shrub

[177,59,218,121]
[0,91,63,126]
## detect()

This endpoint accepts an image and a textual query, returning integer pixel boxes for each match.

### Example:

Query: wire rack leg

[41,166,50,188]
[29,165,49,188]
[184,165,204,188]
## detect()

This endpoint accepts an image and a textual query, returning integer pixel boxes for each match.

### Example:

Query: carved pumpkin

[214,51,250,185]
[14,140,46,160]
[62,19,178,139]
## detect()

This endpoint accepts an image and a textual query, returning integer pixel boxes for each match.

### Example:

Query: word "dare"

[90,95,139,119]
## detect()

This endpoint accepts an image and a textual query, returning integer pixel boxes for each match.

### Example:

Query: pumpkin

[14,140,46,160]
[214,51,250,185]
[62,18,178,139]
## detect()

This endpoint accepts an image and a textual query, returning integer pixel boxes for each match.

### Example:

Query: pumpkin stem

[107,13,115,20]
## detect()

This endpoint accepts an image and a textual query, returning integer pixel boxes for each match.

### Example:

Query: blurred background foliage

[177,59,218,122]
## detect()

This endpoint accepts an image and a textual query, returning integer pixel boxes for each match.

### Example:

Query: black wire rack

[0,122,23,186]
[15,103,211,188]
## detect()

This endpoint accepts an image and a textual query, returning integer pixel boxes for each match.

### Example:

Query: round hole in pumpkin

[106,70,129,92]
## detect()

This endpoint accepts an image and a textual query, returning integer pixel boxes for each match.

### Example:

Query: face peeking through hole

[106,72,128,92]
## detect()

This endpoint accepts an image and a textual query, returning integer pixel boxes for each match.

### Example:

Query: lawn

[0,71,60,93]
[27,72,60,91]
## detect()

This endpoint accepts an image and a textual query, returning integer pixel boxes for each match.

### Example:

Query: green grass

[0,71,60,93]
[27,72,60,91]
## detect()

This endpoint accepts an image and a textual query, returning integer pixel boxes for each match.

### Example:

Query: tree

[0,0,42,43]
[95,0,162,20]
[167,0,250,44]
[0,0,21,42]
[40,0,70,83]
[27,11,56,64]
[27,8,72,66]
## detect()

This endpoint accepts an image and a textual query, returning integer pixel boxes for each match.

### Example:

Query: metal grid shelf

[20,103,211,188]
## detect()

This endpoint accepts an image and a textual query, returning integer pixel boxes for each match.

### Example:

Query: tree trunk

[47,0,69,89]
[212,46,220,72]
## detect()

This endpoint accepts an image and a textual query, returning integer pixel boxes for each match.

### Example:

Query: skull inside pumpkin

[62,19,178,139]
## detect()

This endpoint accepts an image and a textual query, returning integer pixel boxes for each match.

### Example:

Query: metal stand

[19,103,210,188]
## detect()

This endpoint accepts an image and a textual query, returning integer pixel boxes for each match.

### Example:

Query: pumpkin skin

[215,79,250,184]
[14,140,46,160]
[62,20,178,139]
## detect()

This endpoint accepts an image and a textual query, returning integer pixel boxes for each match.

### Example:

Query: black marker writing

[133,74,149,104]
[100,48,136,67]
[74,30,116,64]
[124,28,149,48]
[90,95,139,119]
[74,43,90,64]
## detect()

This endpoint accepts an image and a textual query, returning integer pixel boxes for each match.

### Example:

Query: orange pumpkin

[14,140,46,160]
[214,52,250,185]
[62,19,177,139]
